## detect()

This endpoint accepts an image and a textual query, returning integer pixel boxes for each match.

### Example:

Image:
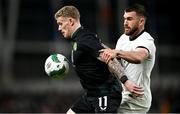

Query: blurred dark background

[0,0,180,113]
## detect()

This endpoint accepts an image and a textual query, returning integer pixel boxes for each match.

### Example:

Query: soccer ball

[44,53,69,79]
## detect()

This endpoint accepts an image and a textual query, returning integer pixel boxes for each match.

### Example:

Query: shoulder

[75,28,103,50]
[134,32,155,45]
[140,32,154,41]
[117,34,129,43]
[77,28,100,43]
[78,28,97,39]
[137,32,156,54]
[120,34,128,38]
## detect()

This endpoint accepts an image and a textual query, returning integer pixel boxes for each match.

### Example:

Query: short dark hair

[125,4,147,19]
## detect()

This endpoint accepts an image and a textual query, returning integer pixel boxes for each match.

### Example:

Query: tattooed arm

[99,43,144,97]
[107,58,125,82]
[100,43,126,82]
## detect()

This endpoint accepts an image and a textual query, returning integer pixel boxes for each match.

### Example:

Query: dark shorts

[71,91,122,113]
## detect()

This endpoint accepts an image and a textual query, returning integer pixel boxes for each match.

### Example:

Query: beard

[125,26,138,36]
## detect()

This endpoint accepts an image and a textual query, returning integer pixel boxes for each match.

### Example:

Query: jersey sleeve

[135,36,155,56]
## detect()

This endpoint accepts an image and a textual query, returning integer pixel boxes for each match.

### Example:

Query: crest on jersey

[73,42,77,51]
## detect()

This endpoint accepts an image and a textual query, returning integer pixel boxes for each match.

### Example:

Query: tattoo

[100,43,125,80]
[108,58,125,81]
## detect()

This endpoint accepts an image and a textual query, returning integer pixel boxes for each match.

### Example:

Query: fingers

[99,48,110,52]
[99,49,104,53]
[132,86,144,97]
[134,86,144,92]
[133,91,144,97]
[99,49,112,63]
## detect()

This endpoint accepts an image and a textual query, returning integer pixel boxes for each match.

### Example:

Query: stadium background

[0,0,179,113]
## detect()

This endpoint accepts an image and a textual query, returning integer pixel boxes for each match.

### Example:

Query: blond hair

[55,5,80,20]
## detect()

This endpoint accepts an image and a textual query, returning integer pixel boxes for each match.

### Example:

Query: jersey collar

[72,26,84,40]
[129,30,145,41]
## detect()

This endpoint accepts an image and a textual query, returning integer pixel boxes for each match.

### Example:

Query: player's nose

[58,25,62,31]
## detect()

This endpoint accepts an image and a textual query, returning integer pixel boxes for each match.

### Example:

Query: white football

[44,53,69,79]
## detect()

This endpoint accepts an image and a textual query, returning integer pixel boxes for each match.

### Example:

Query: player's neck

[71,23,81,38]
[129,28,145,41]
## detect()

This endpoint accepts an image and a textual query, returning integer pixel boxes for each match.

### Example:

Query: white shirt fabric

[116,32,156,113]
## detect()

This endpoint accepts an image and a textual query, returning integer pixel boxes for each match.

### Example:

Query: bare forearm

[108,58,126,81]
[116,50,142,64]
[101,43,125,79]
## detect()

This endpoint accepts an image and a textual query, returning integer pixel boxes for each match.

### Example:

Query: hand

[99,49,117,64]
[124,80,144,97]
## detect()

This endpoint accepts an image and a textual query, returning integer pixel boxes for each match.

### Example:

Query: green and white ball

[45,53,69,79]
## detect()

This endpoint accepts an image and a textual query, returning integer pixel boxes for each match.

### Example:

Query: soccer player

[54,5,143,114]
[100,4,156,114]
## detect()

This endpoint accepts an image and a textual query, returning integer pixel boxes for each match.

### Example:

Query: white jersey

[116,32,156,113]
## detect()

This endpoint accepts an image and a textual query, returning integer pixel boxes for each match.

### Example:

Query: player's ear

[68,18,75,26]
[139,17,145,26]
